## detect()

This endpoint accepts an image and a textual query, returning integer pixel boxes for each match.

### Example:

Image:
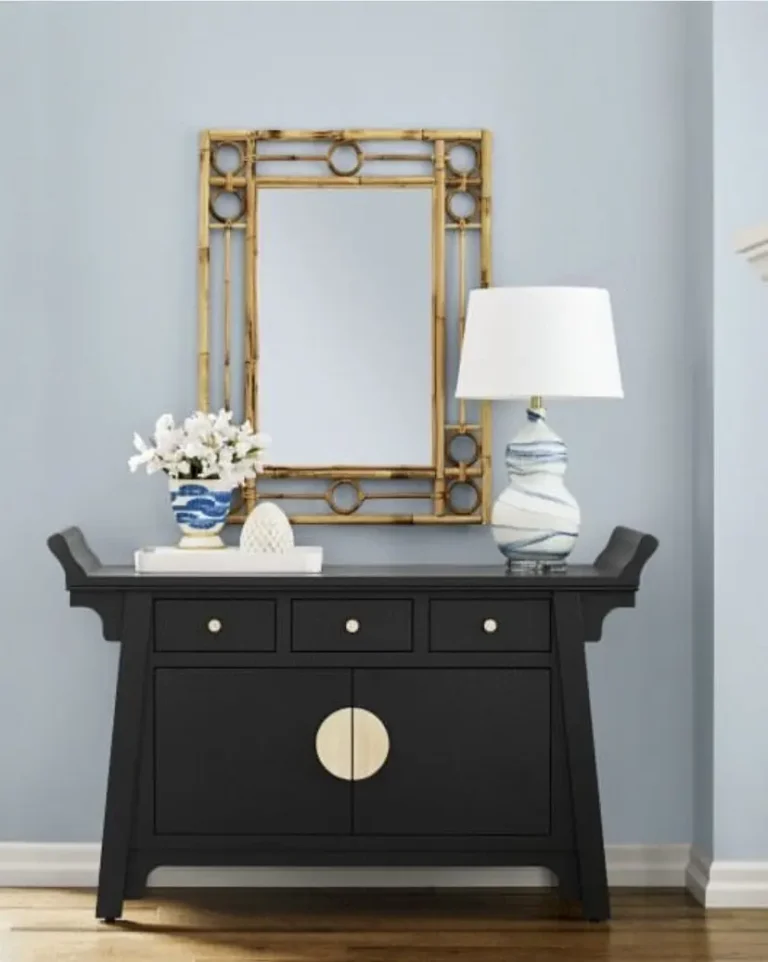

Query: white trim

[687,849,768,908]
[0,844,99,888]
[685,847,710,905]
[735,223,768,281]
[0,843,689,889]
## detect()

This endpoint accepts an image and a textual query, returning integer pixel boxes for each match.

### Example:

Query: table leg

[96,595,151,921]
[554,592,610,922]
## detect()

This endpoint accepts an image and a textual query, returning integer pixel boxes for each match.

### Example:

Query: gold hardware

[530,395,543,410]
[353,708,390,780]
[315,707,390,781]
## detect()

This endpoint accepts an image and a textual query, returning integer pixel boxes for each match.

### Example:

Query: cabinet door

[154,668,351,835]
[353,669,551,836]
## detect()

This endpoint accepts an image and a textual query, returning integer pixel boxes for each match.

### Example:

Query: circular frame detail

[446,430,480,468]
[446,141,479,178]
[327,141,364,177]
[327,479,364,515]
[211,141,246,177]
[446,479,481,516]
[445,189,479,225]
[209,189,246,225]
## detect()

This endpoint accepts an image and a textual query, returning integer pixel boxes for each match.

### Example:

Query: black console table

[49,526,656,922]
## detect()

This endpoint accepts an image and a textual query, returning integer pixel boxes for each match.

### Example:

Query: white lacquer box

[134,546,323,575]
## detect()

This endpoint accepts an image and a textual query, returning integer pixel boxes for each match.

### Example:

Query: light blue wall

[686,1,714,859]
[712,1,768,860]
[0,1,692,845]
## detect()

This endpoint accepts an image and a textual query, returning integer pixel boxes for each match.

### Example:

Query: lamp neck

[527,396,546,422]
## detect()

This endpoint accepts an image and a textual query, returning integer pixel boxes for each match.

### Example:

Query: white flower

[183,440,208,461]
[212,408,234,434]
[250,432,271,449]
[182,415,202,438]
[155,429,181,460]
[129,409,271,486]
[128,450,154,472]
[154,413,175,439]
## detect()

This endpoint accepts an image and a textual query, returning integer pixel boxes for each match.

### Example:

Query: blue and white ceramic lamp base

[492,406,580,572]
[169,479,234,549]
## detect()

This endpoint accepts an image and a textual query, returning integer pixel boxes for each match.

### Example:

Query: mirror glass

[258,189,433,467]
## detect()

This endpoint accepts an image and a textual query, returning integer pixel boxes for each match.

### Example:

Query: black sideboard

[49,526,657,922]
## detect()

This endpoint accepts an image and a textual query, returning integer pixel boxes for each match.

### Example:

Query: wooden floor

[1,888,766,961]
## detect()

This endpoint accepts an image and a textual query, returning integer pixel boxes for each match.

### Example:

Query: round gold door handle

[353,708,390,780]
[315,707,389,781]
[483,618,498,634]
[315,708,353,780]
[207,618,222,634]
[345,618,360,634]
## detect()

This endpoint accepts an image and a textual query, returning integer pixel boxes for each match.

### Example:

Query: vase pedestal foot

[177,533,225,550]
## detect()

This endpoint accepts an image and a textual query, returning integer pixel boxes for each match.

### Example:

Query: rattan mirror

[197,128,493,524]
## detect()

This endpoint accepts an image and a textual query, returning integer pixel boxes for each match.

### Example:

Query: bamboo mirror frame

[197,128,492,525]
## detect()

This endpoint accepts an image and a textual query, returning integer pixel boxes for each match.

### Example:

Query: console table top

[48,526,658,592]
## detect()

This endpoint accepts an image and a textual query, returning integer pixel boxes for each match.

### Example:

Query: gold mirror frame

[197,128,492,525]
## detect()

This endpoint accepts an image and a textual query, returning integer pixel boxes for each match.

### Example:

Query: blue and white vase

[168,478,234,549]
[492,407,580,572]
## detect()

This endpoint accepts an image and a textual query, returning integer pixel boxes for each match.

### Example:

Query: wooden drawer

[154,600,276,652]
[429,599,550,652]
[292,599,413,652]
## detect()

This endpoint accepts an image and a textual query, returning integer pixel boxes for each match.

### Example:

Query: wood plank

[3,889,768,962]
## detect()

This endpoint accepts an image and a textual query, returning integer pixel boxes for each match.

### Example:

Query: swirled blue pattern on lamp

[491,407,580,570]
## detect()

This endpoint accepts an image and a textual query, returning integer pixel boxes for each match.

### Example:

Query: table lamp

[455,286,623,571]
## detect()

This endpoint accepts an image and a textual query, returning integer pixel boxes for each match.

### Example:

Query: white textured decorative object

[456,287,623,571]
[240,502,295,555]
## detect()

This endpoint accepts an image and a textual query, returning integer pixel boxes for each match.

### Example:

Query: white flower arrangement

[129,409,270,487]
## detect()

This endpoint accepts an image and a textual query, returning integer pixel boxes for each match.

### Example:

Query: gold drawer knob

[207,618,222,634]
[483,618,498,634]
[345,618,360,634]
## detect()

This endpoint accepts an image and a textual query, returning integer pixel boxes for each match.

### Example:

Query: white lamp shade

[455,287,623,399]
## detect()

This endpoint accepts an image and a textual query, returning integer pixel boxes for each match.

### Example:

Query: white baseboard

[685,848,710,905]
[0,844,98,888]
[0,843,689,889]
[686,848,768,908]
